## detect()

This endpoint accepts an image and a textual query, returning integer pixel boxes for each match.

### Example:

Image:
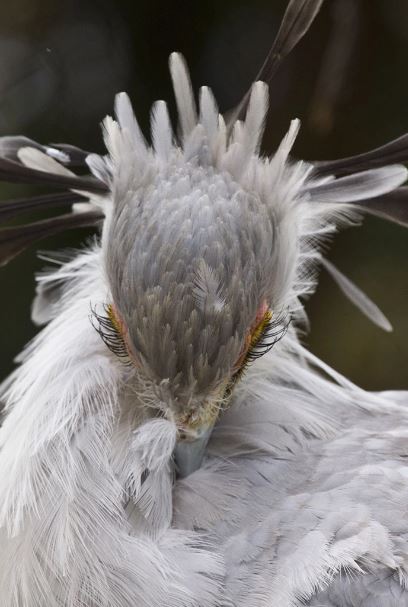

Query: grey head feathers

[103,67,303,414]
[105,123,276,401]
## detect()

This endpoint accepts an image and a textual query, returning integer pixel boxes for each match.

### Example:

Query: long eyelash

[90,303,130,361]
[246,310,291,362]
[226,309,291,393]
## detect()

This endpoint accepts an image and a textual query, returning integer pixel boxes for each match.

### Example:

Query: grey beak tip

[174,426,213,478]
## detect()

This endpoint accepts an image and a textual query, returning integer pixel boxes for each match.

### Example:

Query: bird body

[1,1,408,605]
[2,241,408,607]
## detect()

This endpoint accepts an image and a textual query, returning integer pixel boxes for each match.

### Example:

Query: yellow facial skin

[107,303,123,334]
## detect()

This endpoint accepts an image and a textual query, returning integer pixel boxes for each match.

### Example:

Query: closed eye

[229,308,290,388]
[90,303,131,362]
[245,309,290,363]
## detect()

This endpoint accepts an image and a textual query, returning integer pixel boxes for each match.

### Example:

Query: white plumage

[0,4,408,605]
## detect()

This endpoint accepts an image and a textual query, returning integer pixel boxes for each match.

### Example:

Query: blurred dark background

[0,0,407,389]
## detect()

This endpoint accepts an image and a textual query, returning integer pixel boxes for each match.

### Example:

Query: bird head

[2,1,405,479]
[95,56,300,475]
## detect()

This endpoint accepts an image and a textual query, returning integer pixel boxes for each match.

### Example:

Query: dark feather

[0,136,44,161]
[0,211,103,266]
[227,0,325,125]
[0,157,109,193]
[48,143,94,166]
[356,187,408,227]
[313,133,408,177]
[0,192,88,222]
[0,136,95,168]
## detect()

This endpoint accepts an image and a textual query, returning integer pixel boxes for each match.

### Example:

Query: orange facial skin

[107,303,141,367]
[234,300,271,371]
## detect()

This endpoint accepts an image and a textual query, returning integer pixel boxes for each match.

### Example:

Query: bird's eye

[229,308,290,388]
[90,303,130,362]
[245,309,290,363]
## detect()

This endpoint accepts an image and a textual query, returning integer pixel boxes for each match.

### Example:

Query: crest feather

[169,52,197,140]
[151,100,174,162]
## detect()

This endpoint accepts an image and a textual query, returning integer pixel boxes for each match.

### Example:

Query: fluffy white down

[0,54,408,606]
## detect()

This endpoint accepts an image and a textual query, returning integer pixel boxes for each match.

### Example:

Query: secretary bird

[1,1,408,605]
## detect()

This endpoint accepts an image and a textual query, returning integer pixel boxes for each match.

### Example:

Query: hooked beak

[174,422,214,478]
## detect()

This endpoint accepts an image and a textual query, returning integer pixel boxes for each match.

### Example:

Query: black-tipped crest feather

[314,133,408,177]
[0,192,87,222]
[227,0,324,125]
[0,211,102,266]
[0,157,108,193]
[48,143,94,167]
[356,187,408,227]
